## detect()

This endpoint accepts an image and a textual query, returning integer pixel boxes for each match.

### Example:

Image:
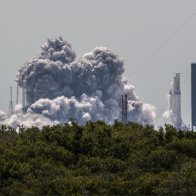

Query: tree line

[0,121,195,195]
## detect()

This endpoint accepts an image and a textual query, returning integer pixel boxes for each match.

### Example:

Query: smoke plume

[1,37,156,128]
[163,98,179,127]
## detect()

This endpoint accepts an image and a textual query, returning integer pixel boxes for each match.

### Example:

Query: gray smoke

[40,37,76,63]
[1,37,156,128]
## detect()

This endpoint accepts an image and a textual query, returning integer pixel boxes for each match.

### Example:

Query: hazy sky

[0,0,196,125]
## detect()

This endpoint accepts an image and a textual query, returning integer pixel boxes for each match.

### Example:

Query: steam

[163,96,179,127]
[0,110,7,122]
[1,37,156,128]
[163,106,188,130]
[0,105,54,129]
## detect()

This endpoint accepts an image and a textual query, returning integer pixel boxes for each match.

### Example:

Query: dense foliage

[0,121,196,195]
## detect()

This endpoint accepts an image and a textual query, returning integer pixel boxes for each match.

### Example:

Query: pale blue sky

[0,0,196,125]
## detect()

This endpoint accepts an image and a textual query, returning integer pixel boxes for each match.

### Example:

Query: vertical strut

[125,94,128,124]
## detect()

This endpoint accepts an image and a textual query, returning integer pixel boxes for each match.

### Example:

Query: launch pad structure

[7,67,196,129]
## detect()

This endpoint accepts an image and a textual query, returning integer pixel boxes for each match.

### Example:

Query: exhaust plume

[1,37,156,128]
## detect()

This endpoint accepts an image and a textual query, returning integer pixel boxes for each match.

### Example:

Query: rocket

[168,73,182,128]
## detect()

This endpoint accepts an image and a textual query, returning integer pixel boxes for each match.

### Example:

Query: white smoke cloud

[163,93,189,130]
[0,105,54,129]
[0,110,7,122]
[29,94,105,124]
[1,37,156,128]
[163,94,177,127]
[163,110,189,130]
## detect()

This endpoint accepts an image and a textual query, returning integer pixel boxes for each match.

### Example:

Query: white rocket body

[168,73,182,128]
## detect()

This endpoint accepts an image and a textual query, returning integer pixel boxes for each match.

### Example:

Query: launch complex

[7,64,196,130]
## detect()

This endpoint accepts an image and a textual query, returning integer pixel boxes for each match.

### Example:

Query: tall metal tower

[121,94,128,124]
[9,86,14,115]
[125,94,128,124]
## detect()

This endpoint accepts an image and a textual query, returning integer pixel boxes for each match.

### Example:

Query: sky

[0,0,196,125]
